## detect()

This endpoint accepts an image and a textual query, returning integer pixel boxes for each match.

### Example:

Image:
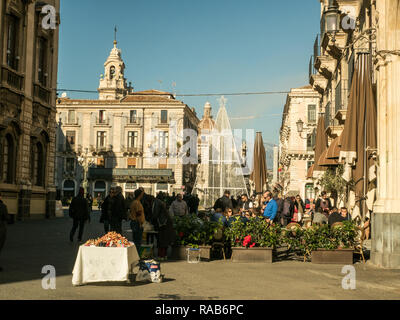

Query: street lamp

[324,0,340,43]
[77,148,94,196]
[296,119,304,134]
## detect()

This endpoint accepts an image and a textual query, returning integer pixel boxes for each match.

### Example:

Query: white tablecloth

[72,244,140,286]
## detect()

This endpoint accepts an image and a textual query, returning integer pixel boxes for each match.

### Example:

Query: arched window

[2,134,15,184]
[110,66,115,80]
[31,140,46,187]
[36,142,44,186]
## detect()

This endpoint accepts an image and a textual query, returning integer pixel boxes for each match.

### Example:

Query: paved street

[0,211,399,300]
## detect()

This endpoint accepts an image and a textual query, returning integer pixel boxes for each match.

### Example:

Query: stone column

[371,0,400,268]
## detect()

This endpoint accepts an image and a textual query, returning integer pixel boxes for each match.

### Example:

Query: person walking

[110,186,126,234]
[100,188,115,234]
[169,194,189,217]
[69,187,90,242]
[273,193,284,224]
[152,192,175,260]
[130,189,146,253]
[0,192,9,272]
[86,193,93,218]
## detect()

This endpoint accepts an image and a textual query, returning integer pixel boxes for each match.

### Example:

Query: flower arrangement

[224,217,282,249]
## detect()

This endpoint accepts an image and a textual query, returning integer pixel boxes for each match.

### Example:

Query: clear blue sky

[58,0,321,151]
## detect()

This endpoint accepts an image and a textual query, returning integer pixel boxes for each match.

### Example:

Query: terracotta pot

[231,247,273,263]
[311,248,354,264]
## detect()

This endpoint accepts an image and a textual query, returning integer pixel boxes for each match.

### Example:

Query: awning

[307,164,314,179]
[326,136,340,159]
[318,148,338,167]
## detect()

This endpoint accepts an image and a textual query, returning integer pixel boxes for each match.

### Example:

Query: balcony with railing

[121,145,143,156]
[126,117,142,126]
[33,82,52,105]
[95,116,110,125]
[334,79,349,124]
[1,65,24,91]
[325,102,342,138]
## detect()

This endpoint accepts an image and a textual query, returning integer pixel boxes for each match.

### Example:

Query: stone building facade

[56,41,199,199]
[0,0,60,219]
[279,85,320,200]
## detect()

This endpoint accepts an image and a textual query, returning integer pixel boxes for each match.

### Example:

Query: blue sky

[58,0,321,153]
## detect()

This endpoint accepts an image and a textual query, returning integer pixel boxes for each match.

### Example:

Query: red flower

[250,243,256,248]
[179,232,184,238]
[243,235,252,247]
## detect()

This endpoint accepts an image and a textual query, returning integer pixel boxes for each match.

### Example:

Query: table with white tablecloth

[72,243,140,286]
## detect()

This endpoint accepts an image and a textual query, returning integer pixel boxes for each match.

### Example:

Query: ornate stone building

[56,40,199,199]
[0,0,60,220]
[279,85,320,200]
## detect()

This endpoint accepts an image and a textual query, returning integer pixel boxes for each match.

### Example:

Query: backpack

[282,199,292,218]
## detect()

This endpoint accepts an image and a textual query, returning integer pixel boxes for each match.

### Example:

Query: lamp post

[78,148,94,196]
[296,119,310,140]
[324,0,340,43]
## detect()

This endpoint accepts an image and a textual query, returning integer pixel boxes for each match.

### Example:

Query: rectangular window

[6,15,19,70]
[128,131,138,148]
[67,110,75,124]
[307,105,316,124]
[127,158,136,168]
[66,131,76,151]
[158,131,169,150]
[66,158,75,172]
[38,37,48,86]
[161,110,168,124]
[97,131,106,148]
[99,110,105,124]
[130,110,137,123]
[307,130,316,152]
[307,161,314,170]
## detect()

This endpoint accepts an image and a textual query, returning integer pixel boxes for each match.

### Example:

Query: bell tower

[98,28,128,100]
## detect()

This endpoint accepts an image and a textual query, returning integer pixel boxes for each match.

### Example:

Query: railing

[33,83,51,104]
[325,102,332,129]
[2,66,24,90]
[335,80,349,116]
[314,34,320,59]
[95,117,109,125]
[127,117,141,125]
[309,55,317,79]
[335,80,342,115]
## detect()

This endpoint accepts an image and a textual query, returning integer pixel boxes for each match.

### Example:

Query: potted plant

[171,215,222,261]
[283,221,357,264]
[225,217,281,263]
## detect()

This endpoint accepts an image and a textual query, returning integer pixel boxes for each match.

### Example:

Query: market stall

[72,232,140,286]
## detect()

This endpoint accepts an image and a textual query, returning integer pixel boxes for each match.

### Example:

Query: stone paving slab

[0,212,399,300]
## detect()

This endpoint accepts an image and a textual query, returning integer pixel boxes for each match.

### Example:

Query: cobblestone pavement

[0,211,400,300]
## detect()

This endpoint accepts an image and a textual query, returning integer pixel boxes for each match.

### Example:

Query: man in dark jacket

[110,186,126,234]
[69,187,90,242]
[315,191,332,217]
[273,193,283,224]
[214,190,233,212]
[280,196,294,226]
[152,192,175,260]
[0,192,9,271]
[100,188,115,234]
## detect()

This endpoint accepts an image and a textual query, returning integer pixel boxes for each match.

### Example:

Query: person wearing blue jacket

[263,191,278,224]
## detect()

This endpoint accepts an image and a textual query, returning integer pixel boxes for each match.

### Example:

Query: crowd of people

[208,190,370,240]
